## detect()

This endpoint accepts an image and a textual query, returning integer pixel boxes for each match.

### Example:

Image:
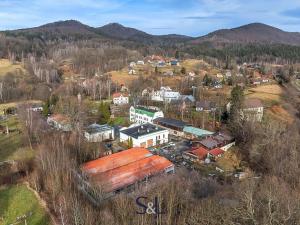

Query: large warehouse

[81,148,174,193]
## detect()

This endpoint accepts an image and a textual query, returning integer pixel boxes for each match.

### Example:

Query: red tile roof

[209,148,225,157]
[112,92,128,98]
[49,114,70,124]
[189,147,209,160]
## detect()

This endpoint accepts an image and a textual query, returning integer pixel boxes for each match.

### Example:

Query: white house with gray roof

[130,106,164,124]
[120,123,169,148]
[84,123,114,142]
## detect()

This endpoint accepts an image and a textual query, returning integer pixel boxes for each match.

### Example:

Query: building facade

[129,106,164,124]
[150,86,181,103]
[112,93,129,105]
[84,123,114,142]
[120,123,169,148]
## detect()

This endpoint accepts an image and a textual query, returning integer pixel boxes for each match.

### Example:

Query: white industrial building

[84,123,114,142]
[120,123,169,148]
[129,106,164,124]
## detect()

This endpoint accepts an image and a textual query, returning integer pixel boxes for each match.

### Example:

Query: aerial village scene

[1,10,300,225]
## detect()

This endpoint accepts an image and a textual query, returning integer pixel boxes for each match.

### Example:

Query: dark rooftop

[120,123,166,139]
[153,117,188,130]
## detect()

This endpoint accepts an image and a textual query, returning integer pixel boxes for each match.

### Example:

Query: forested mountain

[2,20,300,62]
[192,23,300,46]
[97,22,192,44]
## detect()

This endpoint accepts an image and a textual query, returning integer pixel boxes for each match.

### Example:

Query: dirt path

[24,182,59,225]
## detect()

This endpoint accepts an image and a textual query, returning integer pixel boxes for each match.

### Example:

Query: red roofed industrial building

[81,147,174,193]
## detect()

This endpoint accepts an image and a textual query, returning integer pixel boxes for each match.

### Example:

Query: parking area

[148,135,192,166]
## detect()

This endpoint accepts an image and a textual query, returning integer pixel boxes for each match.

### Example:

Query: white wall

[85,129,114,142]
[120,129,169,148]
[113,96,129,105]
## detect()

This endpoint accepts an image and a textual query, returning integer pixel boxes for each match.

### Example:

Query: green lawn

[0,185,49,225]
[0,116,34,162]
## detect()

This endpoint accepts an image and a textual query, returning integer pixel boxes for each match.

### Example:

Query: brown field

[245,84,283,104]
[266,105,294,124]
[0,59,26,77]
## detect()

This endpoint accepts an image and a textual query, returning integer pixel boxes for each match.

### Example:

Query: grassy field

[245,84,283,105]
[0,116,34,162]
[0,59,26,77]
[0,184,49,225]
[0,100,43,115]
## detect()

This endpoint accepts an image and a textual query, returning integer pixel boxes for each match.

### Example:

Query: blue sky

[1,0,300,36]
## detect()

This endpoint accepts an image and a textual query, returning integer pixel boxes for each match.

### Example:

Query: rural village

[0,18,300,225]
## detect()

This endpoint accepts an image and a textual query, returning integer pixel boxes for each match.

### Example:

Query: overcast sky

[1,0,300,36]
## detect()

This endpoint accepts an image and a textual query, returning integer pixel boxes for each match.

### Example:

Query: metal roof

[199,137,219,149]
[120,123,166,139]
[89,155,173,192]
[153,117,187,130]
[81,148,173,192]
[86,123,113,134]
[183,126,214,137]
[82,147,151,175]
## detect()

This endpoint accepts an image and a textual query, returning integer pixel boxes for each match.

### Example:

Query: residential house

[29,104,43,112]
[227,98,264,122]
[120,123,169,148]
[47,114,72,132]
[128,69,136,75]
[129,106,164,124]
[137,60,145,65]
[170,60,179,66]
[242,98,264,122]
[153,117,188,137]
[84,123,114,142]
[225,71,232,77]
[208,148,225,159]
[196,100,217,112]
[150,86,180,103]
[81,148,174,193]
[183,147,208,162]
[171,95,196,112]
[129,62,136,68]
[197,132,235,151]
[163,71,174,76]
[112,92,129,105]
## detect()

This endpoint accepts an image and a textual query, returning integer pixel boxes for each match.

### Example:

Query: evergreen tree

[229,86,244,123]
[99,102,110,124]
[175,50,180,59]
[181,67,186,75]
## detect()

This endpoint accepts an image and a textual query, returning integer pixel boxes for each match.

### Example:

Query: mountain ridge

[2,20,300,46]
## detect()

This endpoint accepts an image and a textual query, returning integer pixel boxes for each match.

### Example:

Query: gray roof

[153,117,188,130]
[120,123,166,139]
[86,123,113,134]
[196,100,216,110]
[199,137,219,149]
